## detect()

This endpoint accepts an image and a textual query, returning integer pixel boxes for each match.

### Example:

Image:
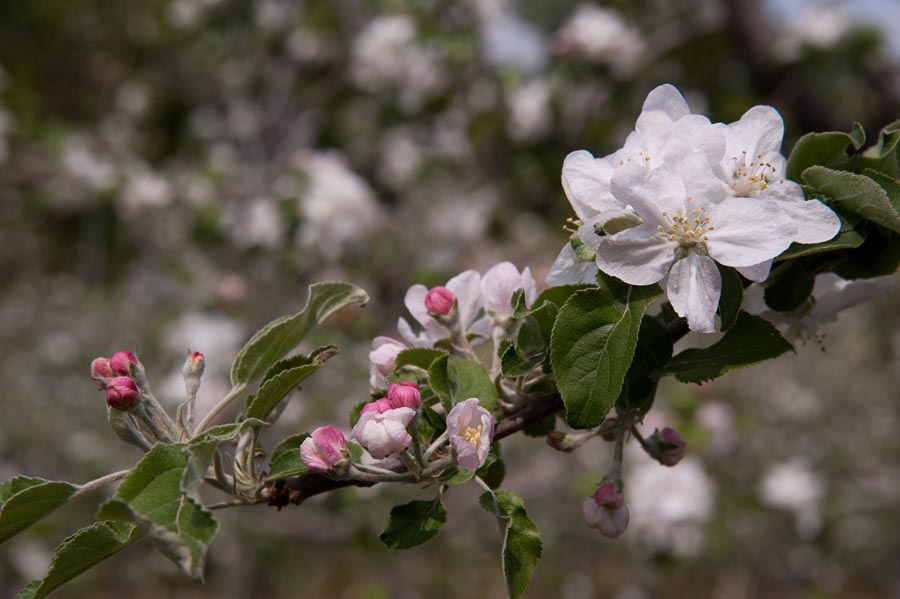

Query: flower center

[730,150,778,196]
[657,205,714,248]
[461,424,483,447]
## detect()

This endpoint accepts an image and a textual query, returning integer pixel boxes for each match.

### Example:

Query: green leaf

[231,282,368,385]
[479,490,542,599]
[394,348,447,371]
[97,444,217,580]
[261,345,337,385]
[764,262,815,312]
[833,225,900,279]
[716,265,743,331]
[802,166,900,234]
[617,316,673,415]
[266,449,310,481]
[510,288,529,318]
[246,363,323,421]
[776,212,866,260]
[786,125,863,182]
[866,168,900,214]
[848,120,900,176]
[270,433,310,463]
[379,498,447,550]
[15,521,142,599]
[428,355,497,412]
[550,282,661,428]
[0,477,78,545]
[665,312,793,384]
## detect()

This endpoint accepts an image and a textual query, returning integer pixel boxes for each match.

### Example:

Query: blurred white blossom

[296,151,381,261]
[228,197,285,249]
[627,456,715,557]
[350,15,444,111]
[507,79,552,141]
[62,136,116,191]
[760,459,824,538]
[556,5,645,74]
[481,12,547,74]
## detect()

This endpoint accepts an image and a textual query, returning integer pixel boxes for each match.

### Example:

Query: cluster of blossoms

[548,84,841,333]
[369,261,537,387]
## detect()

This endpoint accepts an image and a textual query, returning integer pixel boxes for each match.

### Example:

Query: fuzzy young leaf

[394,348,447,371]
[848,120,900,177]
[478,490,542,599]
[270,433,310,463]
[266,450,310,481]
[802,166,900,234]
[428,355,497,412]
[550,282,661,429]
[246,363,323,421]
[97,444,217,580]
[786,125,863,182]
[379,498,447,550]
[665,312,793,383]
[15,521,142,599]
[0,477,77,545]
[231,282,368,385]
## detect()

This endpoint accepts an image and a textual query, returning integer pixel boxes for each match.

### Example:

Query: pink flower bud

[424,286,455,316]
[591,481,625,510]
[90,357,114,381]
[582,495,630,538]
[184,351,205,376]
[360,397,394,415]
[300,425,348,472]
[656,427,686,467]
[387,382,421,410]
[106,376,140,410]
[447,398,495,471]
[109,351,139,376]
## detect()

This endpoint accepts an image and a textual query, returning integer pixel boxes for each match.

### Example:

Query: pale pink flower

[582,482,630,537]
[447,398,494,471]
[481,261,537,319]
[350,402,416,459]
[300,426,349,472]
[369,336,407,388]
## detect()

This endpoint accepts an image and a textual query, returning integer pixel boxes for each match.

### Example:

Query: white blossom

[596,156,796,333]
[481,261,537,319]
[760,459,823,538]
[743,273,892,342]
[556,4,645,74]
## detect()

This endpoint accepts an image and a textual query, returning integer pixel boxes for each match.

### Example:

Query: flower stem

[72,469,131,499]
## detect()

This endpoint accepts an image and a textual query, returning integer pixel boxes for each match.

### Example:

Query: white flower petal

[403,284,431,327]
[735,259,773,282]
[561,150,619,218]
[610,165,687,225]
[705,199,796,267]
[640,84,691,121]
[667,252,721,333]
[777,198,841,244]
[482,262,533,316]
[546,243,599,286]
[447,270,483,330]
[727,105,785,156]
[595,225,674,286]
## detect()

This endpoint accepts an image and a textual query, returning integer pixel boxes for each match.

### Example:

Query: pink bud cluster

[91,351,143,410]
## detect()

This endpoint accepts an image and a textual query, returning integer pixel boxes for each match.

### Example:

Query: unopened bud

[182,351,205,398]
[360,397,393,415]
[300,426,349,472]
[424,286,455,316]
[654,427,686,467]
[106,376,140,410]
[90,357,114,382]
[592,481,625,509]
[387,382,421,410]
[110,351,139,376]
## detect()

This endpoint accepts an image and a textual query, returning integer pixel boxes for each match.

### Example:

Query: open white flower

[717,105,840,246]
[369,336,407,389]
[596,158,797,333]
[743,273,892,342]
[398,270,491,347]
[549,85,725,286]
[481,261,537,319]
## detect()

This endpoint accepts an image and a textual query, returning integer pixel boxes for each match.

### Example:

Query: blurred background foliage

[1,0,900,597]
